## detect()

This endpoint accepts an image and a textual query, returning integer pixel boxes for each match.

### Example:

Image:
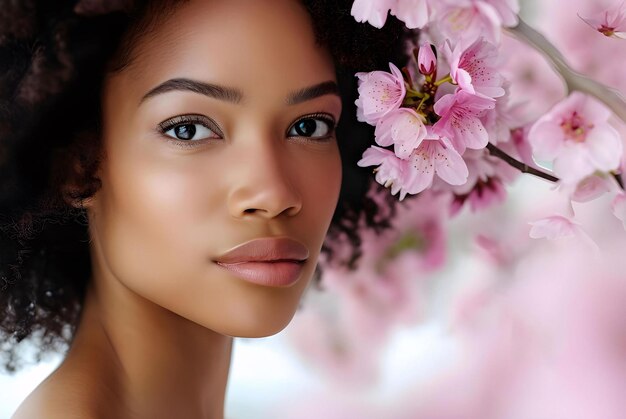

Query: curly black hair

[0,0,414,372]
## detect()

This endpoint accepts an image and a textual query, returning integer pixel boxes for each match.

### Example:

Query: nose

[227,140,303,220]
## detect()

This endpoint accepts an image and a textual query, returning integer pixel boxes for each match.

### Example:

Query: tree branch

[486,143,559,183]
[506,18,626,124]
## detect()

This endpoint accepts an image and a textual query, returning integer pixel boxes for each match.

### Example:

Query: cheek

[92,133,227,298]
[305,149,342,228]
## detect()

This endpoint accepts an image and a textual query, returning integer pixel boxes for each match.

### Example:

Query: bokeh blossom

[528,91,622,185]
[350,0,395,28]
[571,175,612,202]
[612,192,626,229]
[447,148,518,215]
[433,0,520,44]
[389,0,431,29]
[579,0,626,38]
[528,214,583,240]
[351,0,431,29]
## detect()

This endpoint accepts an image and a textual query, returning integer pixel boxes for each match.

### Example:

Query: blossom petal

[612,193,626,230]
[407,145,436,194]
[350,0,392,28]
[528,119,565,161]
[390,0,429,29]
[579,92,613,123]
[529,215,580,240]
[433,142,470,185]
[391,109,428,159]
[374,114,395,147]
[357,145,392,168]
[585,124,622,172]
[529,215,600,252]
[433,91,494,153]
[553,144,596,184]
[572,175,611,203]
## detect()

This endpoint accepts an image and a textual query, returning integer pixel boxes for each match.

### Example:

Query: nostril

[243,208,257,214]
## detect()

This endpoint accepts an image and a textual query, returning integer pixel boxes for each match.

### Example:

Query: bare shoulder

[12,381,91,418]
[11,366,116,419]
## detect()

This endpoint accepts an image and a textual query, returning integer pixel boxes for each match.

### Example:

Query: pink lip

[213,237,309,287]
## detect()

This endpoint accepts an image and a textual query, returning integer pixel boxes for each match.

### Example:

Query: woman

[1,0,411,417]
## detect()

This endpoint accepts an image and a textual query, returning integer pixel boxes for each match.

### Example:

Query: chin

[217,309,299,338]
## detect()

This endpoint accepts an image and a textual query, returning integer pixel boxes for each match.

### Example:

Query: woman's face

[87,0,342,336]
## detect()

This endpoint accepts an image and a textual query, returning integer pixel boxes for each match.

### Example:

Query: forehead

[109,0,336,104]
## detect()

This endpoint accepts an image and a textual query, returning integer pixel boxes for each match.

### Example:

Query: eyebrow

[141,78,243,104]
[285,81,340,105]
[140,78,340,105]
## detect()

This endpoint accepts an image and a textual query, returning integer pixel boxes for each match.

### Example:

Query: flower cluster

[355,17,518,213]
[353,0,626,232]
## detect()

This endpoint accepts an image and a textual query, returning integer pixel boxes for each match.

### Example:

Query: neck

[60,281,233,419]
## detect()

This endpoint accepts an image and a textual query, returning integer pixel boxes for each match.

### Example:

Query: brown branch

[486,143,559,183]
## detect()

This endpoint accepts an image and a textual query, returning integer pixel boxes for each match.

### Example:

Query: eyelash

[158,114,222,148]
[157,112,337,148]
[287,113,337,143]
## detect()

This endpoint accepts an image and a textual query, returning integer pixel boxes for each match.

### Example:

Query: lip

[213,237,309,287]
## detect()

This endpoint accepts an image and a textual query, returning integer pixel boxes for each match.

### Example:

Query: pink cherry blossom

[433,0,520,44]
[611,192,626,230]
[444,38,505,98]
[528,91,623,185]
[481,83,521,145]
[374,108,427,159]
[483,0,519,27]
[417,42,437,76]
[405,129,470,194]
[357,146,413,200]
[571,175,611,203]
[350,0,395,28]
[528,214,600,253]
[390,190,450,271]
[528,214,581,240]
[390,0,431,29]
[579,1,626,39]
[359,130,469,198]
[447,149,516,215]
[355,62,406,126]
[537,0,626,98]
[433,89,496,153]
[451,177,506,215]
[509,126,536,168]
[351,0,431,29]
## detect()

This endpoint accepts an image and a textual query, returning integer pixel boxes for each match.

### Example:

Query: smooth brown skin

[13,0,342,417]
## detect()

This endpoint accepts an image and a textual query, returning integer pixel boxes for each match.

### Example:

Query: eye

[159,115,222,142]
[288,114,336,140]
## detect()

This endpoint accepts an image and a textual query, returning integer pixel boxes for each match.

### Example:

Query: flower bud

[418,43,436,75]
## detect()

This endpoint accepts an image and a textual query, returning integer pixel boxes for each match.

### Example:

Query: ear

[60,161,97,210]
[54,142,101,211]
[62,184,96,210]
